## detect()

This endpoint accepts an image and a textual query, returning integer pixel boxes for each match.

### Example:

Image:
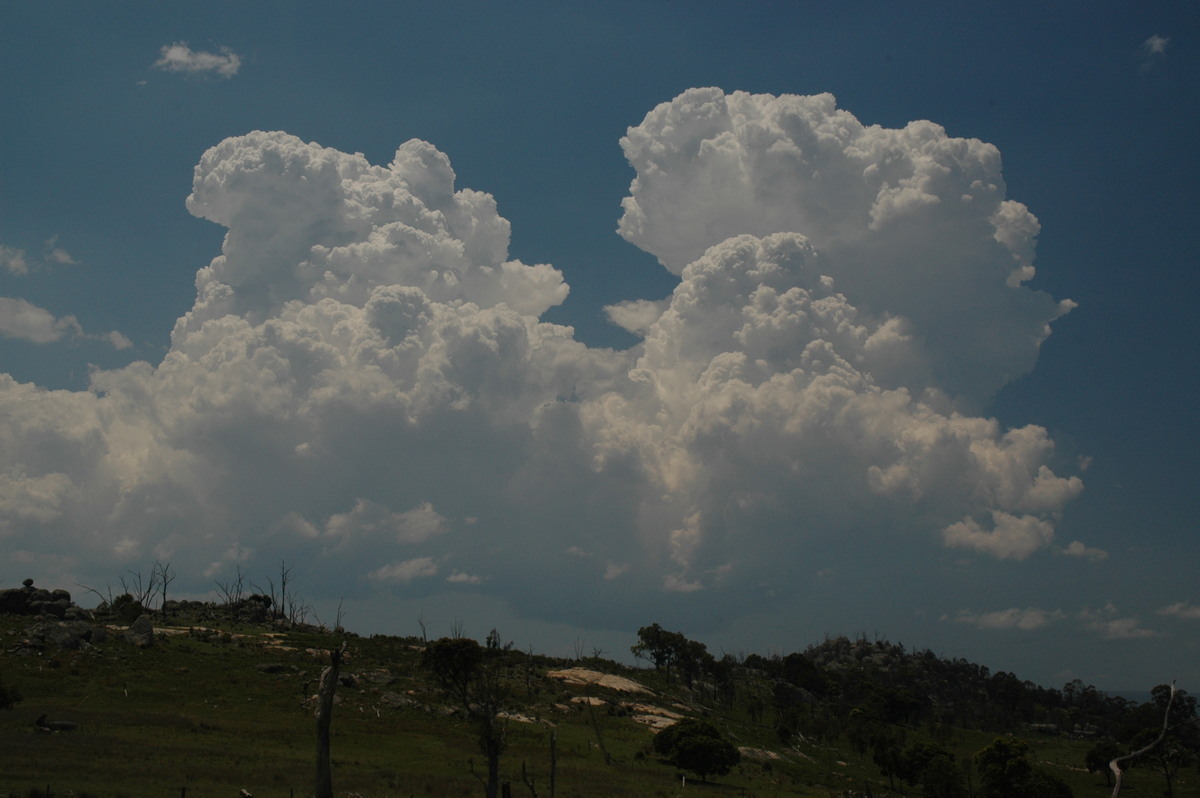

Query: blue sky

[1,1,1197,692]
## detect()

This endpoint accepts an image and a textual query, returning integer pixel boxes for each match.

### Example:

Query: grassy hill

[0,604,1195,798]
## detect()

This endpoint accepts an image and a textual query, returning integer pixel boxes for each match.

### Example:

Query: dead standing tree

[1110,680,1174,797]
[315,642,347,798]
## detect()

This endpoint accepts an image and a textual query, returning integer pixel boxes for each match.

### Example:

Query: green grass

[2,615,1197,798]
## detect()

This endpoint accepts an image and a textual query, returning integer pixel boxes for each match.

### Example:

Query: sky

[1,1,1197,693]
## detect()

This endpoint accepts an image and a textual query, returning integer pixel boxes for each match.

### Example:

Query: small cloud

[447,570,483,585]
[2,237,80,274]
[956,606,1062,631]
[1143,35,1170,56]
[1141,35,1170,71]
[603,562,629,580]
[106,330,134,350]
[43,237,78,266]
[0,297,83,343]
[603,298,668,336]
[1090,616,1158,640]
[370,557,438,583]
[1158,602,1200,620]
[153,42,242,78]
[0,244,30,275]
[942,511,1055,560]
[663,573,702,593]
[1062,540,1109,562]
[1079,603,1158,639]
[325,499,447,544]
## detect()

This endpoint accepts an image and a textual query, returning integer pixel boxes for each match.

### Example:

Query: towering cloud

[0,90,1085,630]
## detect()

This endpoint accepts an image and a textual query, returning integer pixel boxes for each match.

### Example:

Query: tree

[1120,683,1199,798]
[869,725,907,790]
[653,718,740,782]
[423,636,485,709]
[1085,740,1122,787]
[919,750,968,798]
[975,737,1073,798]
[631,623,686,682]
[422,632,510,798]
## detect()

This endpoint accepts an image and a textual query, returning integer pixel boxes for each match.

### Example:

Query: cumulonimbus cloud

[0,90,1088,629]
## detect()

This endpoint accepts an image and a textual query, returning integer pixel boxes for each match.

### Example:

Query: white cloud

[0,245,30,275]
[0,296,131,349]
[953,603,1161,640]
[1,238,78,275]
[0,297,83,343]
[1143,35,1170,56]
[370,557,438,583]
[1140,35,1170,71]
[1158,602,1200,620]
[0,92,1083,631]
[1091,616,1158,640]
[325,499,448,545]
[618,88,1073,405]
[942,511,1056,560]
[1079,604,1159,640]
[956,607,1062,631]
[107,331,134,350]
[43,238,78,266]
[153,42,242,78]
[1062,539,1108,561]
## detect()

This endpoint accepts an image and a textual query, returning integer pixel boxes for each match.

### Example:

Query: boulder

[0,588,29,615]
[125,614,155,648]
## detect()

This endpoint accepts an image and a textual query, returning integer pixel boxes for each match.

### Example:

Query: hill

[1,582,1196,797]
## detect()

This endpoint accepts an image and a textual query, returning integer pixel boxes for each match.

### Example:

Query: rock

[357,668,396,686]
[35,714,78,732]
[125,614,155,648]
[380,691,417,709]
[0,588,29,615]
[24,620,105,650]
[255,663,287,674]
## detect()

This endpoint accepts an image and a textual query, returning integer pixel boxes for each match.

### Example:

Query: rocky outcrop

[14,619,108,651]
[0,579,92,622]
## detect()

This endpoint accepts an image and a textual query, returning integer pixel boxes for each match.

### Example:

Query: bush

[653,718,740,782]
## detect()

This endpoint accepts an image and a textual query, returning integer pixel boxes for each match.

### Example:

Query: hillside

[1,584,1196,797]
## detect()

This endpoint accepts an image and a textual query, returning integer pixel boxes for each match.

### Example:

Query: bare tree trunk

[315,644,345,798]
[1111,681,1175,797]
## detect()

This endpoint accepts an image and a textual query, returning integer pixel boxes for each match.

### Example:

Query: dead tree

[1111,681,1175,797]
[315,642,347,798]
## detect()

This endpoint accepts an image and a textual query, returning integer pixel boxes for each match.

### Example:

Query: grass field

[1,614,1195,797]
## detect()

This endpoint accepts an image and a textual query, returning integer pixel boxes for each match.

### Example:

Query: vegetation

[1,583,1198,797]
[652,717,740,782]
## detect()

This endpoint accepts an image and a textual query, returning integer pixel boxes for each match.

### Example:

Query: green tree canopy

[653,718,741,782]
[975,737,1073,798]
